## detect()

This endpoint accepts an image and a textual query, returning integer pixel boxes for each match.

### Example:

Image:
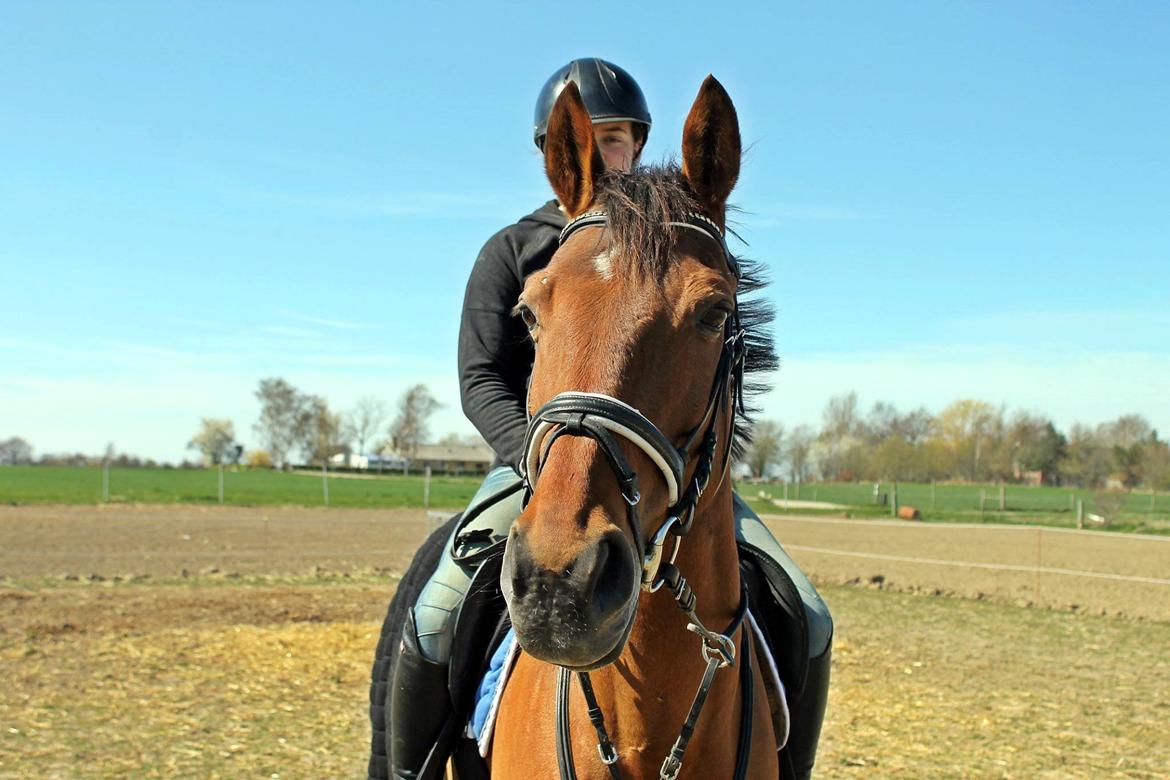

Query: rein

[519,210,753,780]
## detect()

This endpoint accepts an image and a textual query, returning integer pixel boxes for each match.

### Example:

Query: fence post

[999,483,1005,512]
[322,460,330,507]
[891,482,898,517]
[218,464,224,505]
[1034,528,1042,604]
[102,461,110,503]
[930,479,936,510]
[424,466,432,509]
[1076,499,1084,530]
[979,489,986,522]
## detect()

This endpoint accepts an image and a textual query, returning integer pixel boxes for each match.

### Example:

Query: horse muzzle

[501,525,639,670]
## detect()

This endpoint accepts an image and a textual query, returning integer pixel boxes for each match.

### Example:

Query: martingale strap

[555,584,755,780]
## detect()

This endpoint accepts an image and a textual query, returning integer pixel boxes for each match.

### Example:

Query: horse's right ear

[681,75,741,229]
[544,82,603,218]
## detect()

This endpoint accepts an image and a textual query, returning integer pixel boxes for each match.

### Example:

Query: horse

[490,76,782,779]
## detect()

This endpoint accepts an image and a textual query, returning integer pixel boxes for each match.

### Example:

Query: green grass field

[745,479,1170,534]
[3,467,1167,534]
[0,466,482,509]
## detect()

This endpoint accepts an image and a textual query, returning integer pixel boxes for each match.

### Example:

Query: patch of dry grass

[2,579,1168,779]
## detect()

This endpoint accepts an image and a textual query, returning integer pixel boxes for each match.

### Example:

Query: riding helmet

[533,58,652,149]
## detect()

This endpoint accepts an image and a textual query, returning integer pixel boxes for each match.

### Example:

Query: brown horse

[491,77,782,779]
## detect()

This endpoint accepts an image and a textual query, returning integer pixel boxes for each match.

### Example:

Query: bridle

[518,209,755,780]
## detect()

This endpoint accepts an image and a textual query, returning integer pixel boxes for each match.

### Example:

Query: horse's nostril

[590,534,635,619]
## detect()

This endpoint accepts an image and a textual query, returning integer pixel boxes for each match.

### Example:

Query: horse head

[501,76,750,670]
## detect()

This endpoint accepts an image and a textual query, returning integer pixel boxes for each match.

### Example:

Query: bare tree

[389,384,441,459]
[0,436,34,465]
[345,396,389,456]
[784,425,814,483]
[253,377,307,470]
[817,391,866,480]
[744,420,784,479]
[187,419,238,465]
[822,391,860,440]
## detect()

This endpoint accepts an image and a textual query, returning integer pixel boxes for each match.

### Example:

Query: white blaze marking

[592,250,614,280]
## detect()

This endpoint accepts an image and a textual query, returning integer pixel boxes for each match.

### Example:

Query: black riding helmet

[533,58,652,150]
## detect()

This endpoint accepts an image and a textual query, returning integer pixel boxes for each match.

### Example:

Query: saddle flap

[738,540,810,699]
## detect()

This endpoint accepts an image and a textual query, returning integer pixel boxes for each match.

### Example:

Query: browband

[559,209,740,278]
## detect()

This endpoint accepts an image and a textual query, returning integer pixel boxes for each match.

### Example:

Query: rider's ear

[544,82,603,218]
[681,75,741,229]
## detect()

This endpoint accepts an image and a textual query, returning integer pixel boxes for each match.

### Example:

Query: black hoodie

[458,201,566,468]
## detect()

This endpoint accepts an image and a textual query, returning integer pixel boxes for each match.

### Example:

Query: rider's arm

[458,228,535,469]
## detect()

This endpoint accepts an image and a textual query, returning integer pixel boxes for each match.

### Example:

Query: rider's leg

[389,465,522,779]
[733,494,831,780]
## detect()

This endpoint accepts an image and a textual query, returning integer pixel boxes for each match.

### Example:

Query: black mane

[596,163,778,459]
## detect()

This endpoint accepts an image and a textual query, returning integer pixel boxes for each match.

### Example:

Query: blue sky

[2,1,1168,463]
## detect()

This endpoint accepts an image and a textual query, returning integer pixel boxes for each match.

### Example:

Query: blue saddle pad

[469,628,518,753]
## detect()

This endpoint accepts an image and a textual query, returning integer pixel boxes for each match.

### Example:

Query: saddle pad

[468,611,789,757]
[469,628,520,757]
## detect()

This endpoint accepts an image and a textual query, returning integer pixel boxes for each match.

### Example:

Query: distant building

[328,443,494,475]
[410,443,495,476]
[328,452,409,472]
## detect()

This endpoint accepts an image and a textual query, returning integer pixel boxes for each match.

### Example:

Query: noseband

[518,210,755,780]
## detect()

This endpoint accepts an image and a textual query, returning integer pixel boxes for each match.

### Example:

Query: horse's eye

[517,304,539,332]
[699,306,730,333]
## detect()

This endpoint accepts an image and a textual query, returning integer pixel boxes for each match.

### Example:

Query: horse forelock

[590,162,778,458]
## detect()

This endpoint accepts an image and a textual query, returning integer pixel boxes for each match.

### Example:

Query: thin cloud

[261,325,321,339]
[739,203,862,228]
[239,188,519,218]
[274,308,373,330]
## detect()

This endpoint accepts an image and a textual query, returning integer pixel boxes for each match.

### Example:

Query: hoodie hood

[518,200,567,230]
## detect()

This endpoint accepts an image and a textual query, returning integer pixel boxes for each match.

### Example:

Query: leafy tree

[744,420,784,479]
[253,378,306,469]
[1059,424,1112,488]
[297,395,346,466]
[186,419,238,466]
[0,436,33,465]
[1006,413,1066,483]
[1139,435,1170,490]
[931,400,1002,481]
[244,449,274,469]
[389,384,441,459]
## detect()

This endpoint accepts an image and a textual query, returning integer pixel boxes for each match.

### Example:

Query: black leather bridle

[518,209,755,780]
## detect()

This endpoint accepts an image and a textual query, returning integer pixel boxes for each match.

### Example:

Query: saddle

[370,490,811,780]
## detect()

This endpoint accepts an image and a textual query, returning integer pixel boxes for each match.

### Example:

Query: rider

[388,58,832,780]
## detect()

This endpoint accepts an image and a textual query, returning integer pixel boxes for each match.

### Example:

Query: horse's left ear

[681,75,741,228]
[544,81,604,218]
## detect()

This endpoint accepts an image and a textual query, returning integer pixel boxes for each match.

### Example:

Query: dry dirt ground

[2,505,1168,778]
